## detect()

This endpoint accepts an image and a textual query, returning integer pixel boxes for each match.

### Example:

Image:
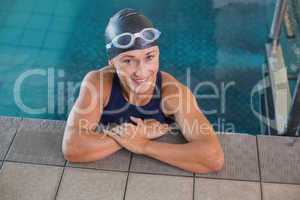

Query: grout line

[128,170,191,178]
[2,120,21,162]
[67,164,193,178]
[1,130,17,160]
[122,153,133,200]
[5,159,66,168]
[261,181,300,186]
[193,174,195,199]
[256,136,263,200]
[195,176,260,183]
[54,160,67,200]
[127,152,132,172]
[66,164,130,173]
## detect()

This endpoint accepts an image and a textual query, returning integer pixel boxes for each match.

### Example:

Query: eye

[146,55,155,61]
[122,59,131,64]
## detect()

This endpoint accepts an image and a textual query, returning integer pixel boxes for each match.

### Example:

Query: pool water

[0,0,271,134]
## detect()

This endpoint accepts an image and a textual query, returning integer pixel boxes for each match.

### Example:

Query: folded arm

[142,77,224,173]
[62,70,122,162]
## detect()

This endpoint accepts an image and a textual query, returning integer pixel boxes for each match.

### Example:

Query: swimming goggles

[106,27,161,49]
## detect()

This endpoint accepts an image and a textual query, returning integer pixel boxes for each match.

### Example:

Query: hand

[106,117,170,139]
[130,116,170,139]
[105,118,151,154]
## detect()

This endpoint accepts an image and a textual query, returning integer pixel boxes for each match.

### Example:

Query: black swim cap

[105,8,159,59]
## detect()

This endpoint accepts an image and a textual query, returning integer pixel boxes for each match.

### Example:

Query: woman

[62,8,224,173]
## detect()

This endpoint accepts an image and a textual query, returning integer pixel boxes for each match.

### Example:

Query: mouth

[132,77,149,85]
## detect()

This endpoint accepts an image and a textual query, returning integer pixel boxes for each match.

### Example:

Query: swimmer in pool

[62,8,224,173]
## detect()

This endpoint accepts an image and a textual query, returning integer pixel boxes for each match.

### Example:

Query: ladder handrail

[269,0,289,53]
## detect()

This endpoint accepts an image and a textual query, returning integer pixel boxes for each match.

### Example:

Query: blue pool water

[0,0,271,134]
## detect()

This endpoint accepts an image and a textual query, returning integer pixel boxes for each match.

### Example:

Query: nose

[134,60,147,78]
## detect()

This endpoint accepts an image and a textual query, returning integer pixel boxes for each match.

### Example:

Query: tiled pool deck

[0,116,300,200]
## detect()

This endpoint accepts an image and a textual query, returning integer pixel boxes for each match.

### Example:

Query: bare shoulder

[84,65,114,83]
[160,70,190,96]
[160,70,203,133]
[81,65,115,107]
[160,71,178,83]
[160,71,191,115]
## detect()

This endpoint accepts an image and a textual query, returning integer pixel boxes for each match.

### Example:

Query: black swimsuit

[99,70,175,125]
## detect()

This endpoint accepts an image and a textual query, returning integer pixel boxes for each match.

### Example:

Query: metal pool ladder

[264,0,300,137]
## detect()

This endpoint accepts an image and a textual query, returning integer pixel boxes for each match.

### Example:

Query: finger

[145,119,159,127]
[103,128,112,135]
[111,126,123,135]
[161,123,170,130]
[122,122,135,128]
[106,130,123,142]
[130,116,143,126]
[111,126,118,132]
[120,123,135,134]
[144,118,157,123]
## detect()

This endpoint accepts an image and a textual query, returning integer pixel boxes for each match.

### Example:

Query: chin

[129,73,156,94]
[132,84,150,94]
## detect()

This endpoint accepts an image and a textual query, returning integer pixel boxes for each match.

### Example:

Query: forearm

[63,129,122,162]
[143,141,220,173]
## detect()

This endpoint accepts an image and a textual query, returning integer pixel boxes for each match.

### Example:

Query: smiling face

[109,46,160,95]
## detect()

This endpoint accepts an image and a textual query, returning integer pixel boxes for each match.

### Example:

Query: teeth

[134,78,147,82]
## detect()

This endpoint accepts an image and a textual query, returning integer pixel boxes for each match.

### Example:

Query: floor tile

[125,173,193,200]
[130,132,193,176]
[67,149,131,171]
[0,116,21,160]
[0,162,63,200]
[130,154,193,176]
[262,182,300,200]
[154,130,188,143]
[194,178,261,200]
[56,167,127,200]
[196,133,260,181]
[6,118,66,166]
[257,135,300,184]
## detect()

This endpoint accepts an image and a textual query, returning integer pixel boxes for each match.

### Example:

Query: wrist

[141,140,153,155]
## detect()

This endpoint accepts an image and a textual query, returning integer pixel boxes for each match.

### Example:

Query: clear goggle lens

[106,28,161,49]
